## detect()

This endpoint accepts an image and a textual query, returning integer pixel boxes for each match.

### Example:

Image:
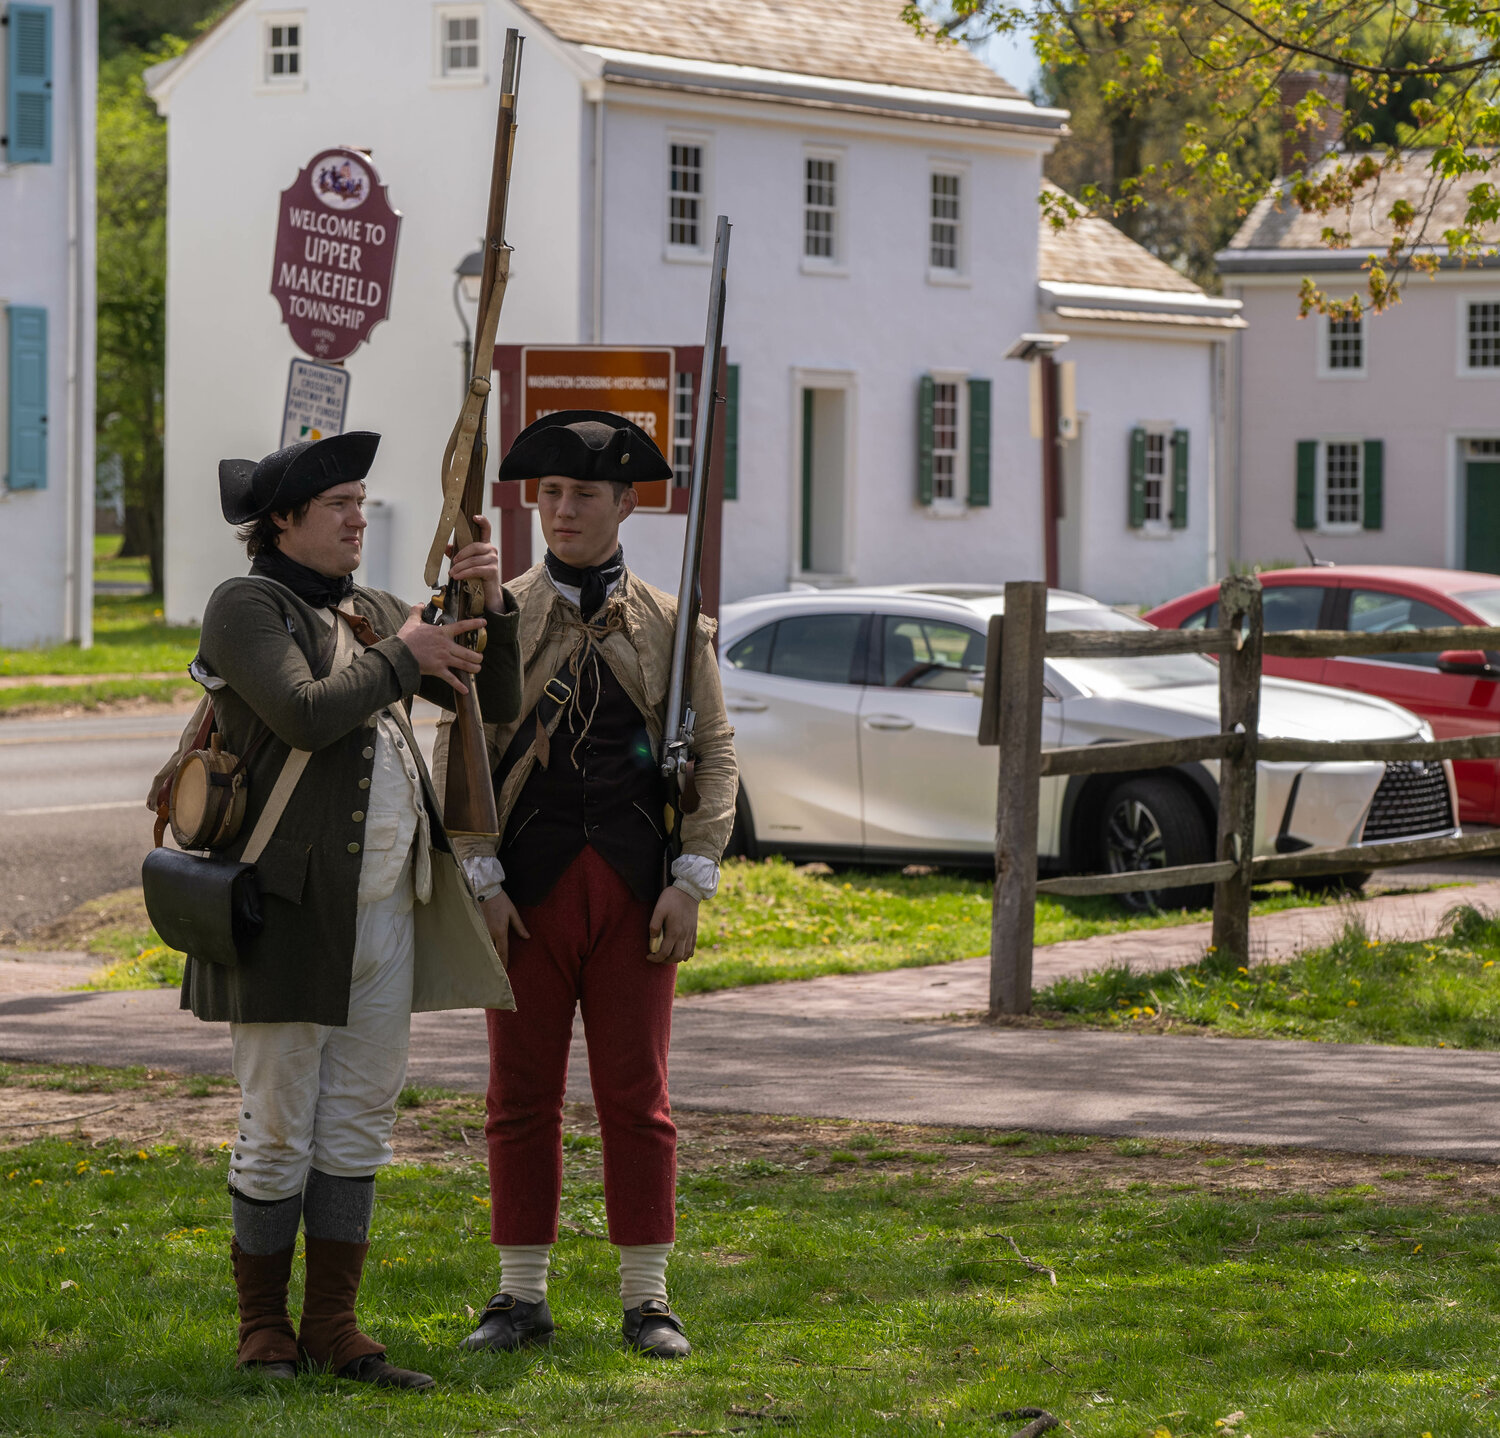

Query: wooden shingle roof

[1037,188,1203,293]
[517,0,1023,100]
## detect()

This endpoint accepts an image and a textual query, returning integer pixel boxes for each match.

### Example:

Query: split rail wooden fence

[982,575,1500,1017]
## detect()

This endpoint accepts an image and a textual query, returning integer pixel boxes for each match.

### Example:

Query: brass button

[347,842,361,855]
[352,810,365,823]
[362,746,374,759]
[358,778,371,790]
[396,738,405,750]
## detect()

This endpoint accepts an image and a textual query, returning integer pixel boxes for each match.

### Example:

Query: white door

[858,614,1064,857]
[721,611,867,849]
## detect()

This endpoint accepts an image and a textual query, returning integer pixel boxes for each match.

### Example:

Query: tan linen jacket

[436,562,737,873]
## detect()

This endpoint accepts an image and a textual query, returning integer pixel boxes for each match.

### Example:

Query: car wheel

[1099,776,1213,912]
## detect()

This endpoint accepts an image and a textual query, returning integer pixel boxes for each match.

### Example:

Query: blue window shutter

[966,377,991,506]
[6,5,53,165]
[723,363,739,501]
[7,306,48,490]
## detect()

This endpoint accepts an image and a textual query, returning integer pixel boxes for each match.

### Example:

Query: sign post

[270,148,402,363]
[280,357,351,447]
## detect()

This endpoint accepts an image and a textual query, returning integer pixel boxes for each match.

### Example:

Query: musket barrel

[661,215,731,777]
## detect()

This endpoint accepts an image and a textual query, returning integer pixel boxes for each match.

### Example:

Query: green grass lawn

[61,862,1372,998]
[3,1065,1500,1436]
[0,592,198,681]
[1033,902,1500,1048]
[92,533,152,589]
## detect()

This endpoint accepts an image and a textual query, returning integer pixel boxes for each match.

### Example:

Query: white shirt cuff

[462,855,507,903]
[670,854,720,903]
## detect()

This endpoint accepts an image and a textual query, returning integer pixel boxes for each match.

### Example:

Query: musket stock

[661,216,731,862]
[425,27,524,839]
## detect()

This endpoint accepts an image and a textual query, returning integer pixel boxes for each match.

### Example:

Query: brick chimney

[1279,71,1349,175]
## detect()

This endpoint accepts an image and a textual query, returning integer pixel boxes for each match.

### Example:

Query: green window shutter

[6,5,53,165]
[1170,428,1189,529]
[916,374,934,506]
[1128,426,1146,528]
[6,306,48,491]
[1295,440,1317,530]
[723,363,739,501]
[966,377,991,507]
[1362,438,1384,530]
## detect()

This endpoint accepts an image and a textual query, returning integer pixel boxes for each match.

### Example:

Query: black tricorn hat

[219,431,381,525]
[497,410,673,486]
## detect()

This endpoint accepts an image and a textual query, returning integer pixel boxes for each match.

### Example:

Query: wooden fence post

[990,580,1048,1017]
[1210,574,1262,969]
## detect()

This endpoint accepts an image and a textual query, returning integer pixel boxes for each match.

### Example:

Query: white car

[718,584,1459,906]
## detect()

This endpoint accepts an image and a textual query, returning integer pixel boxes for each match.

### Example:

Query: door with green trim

[1466,461,1500,574]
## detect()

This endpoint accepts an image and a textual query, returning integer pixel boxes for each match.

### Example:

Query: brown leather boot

[230,1239,298,1377]
[297,1236,433,1389]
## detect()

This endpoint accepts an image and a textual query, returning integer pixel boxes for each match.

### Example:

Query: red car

[1144,566,1500,826]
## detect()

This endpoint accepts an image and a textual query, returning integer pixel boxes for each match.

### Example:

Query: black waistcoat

[499,651,667,907]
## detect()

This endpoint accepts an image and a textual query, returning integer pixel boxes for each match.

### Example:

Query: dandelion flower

[1347,999,1358,1007]
[53,1246,65,1256]
[134,1150,149,1162]
[30,1179,43,1188]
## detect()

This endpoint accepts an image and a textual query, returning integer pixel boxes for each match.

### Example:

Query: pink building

[1220,159,1500,574]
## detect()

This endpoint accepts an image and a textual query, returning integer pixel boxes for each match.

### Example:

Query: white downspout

[75,0,96,646]
[591,88,603,343]
[1206,337,1222,584]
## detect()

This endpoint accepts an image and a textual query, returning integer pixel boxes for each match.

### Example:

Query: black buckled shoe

[623,1300,691,1359]
[461,1292,556,1352]
[338,1352,436,1390]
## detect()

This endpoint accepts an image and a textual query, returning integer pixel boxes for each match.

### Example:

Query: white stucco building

[149,0,1231,620]
[0,0,96,647]
[1221,158,1500,573]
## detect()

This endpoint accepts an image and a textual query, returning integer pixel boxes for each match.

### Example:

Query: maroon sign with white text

[270,148,402,362]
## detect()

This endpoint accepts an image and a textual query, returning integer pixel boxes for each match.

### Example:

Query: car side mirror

[1437,648,1497,677]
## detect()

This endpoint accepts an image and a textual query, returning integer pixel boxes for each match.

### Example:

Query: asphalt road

[0,703,444,940]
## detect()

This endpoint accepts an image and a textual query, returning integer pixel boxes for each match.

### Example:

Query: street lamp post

[452,249,485,400]
[1005,332,1070,589]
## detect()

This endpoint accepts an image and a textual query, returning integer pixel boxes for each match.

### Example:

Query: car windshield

[1046,606,1218,693]
[1454,588,1500,626]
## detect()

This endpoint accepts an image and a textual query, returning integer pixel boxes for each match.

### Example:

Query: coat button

[362,746,374,759]
[348,842,361,854]
[358,777,371,790]
[367,716,378,728]
[352,811,365,823]
[396,738,406,750]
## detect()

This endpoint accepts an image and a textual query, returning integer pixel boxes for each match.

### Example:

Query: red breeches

[484,845,677,1247]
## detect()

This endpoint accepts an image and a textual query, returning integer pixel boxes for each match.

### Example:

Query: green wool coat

[180,575,521,1026]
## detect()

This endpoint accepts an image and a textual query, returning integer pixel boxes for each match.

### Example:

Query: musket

[422,27,524,838]
[660,215,731,865]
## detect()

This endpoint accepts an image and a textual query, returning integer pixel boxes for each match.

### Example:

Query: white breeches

[228,863,416,1201]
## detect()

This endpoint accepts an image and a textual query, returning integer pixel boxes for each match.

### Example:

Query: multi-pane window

[1469,302,1500,369]
[672,371,694,487]
[265,21,301,79]
[1324,441,1362,525]
[804,156,837,261]
[1142,432,1167,522]
[931,382,960,500]
[930,172,961,271]
[668,143,704,250]
[1327,315,1363,370]
[441,11,480,74]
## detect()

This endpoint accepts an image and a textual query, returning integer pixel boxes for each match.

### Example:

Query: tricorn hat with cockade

[497,410,673,486]
[218,431,381,525]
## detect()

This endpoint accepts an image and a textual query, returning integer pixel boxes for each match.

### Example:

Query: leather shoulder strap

[240,608,356,864]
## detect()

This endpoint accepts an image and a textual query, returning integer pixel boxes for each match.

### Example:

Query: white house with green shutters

[148,0,1230,618]
[0,0,95,647]
[1220,157,1500,573]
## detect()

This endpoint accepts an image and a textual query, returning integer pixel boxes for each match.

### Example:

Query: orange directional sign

[517,346,676,512]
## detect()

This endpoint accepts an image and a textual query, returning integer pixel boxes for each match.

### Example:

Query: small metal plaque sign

[271,148,402,362]
[280,357,351,448]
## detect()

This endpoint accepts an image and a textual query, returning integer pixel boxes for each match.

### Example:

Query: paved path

[4,877,1500,1162]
